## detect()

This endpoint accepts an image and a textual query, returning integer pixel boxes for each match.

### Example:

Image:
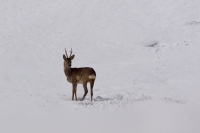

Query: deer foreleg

[72,83,77,101]
[72,87,74,100]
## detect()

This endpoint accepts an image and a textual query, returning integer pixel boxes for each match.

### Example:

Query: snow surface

[0,0,200,133]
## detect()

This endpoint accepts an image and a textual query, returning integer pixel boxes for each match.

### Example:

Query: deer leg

[74,84,78,101]
[72,87,74,100]
[72,84,74,100]
[72,88,74,101]
[90,80,94,101]
[72,83,77,101]
[82,83,88,101]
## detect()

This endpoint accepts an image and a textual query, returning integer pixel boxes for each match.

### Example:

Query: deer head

[63,48,75,68]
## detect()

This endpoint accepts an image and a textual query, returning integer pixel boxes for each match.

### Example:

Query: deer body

[63,48,96,101]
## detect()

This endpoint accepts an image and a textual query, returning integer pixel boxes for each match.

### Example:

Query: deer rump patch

[88,74,96,79]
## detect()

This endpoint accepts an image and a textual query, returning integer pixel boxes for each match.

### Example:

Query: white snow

[0,0,200,133]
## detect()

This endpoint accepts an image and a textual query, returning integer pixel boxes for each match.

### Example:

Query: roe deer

[63,48,96,101]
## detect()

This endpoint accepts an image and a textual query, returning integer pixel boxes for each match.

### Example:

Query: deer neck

[64,62,72,76]
[64,68,71,77]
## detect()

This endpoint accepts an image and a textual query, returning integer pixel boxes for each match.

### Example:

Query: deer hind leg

[72,83,78,101]
[82,82,88,101]
[90,79,95,101]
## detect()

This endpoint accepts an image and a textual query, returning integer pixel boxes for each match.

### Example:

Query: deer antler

[69,48,73,57]
[65,48,68,58]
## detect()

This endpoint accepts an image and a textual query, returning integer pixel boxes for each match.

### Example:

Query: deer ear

[70,55,75,60]
[63,54,67,60]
